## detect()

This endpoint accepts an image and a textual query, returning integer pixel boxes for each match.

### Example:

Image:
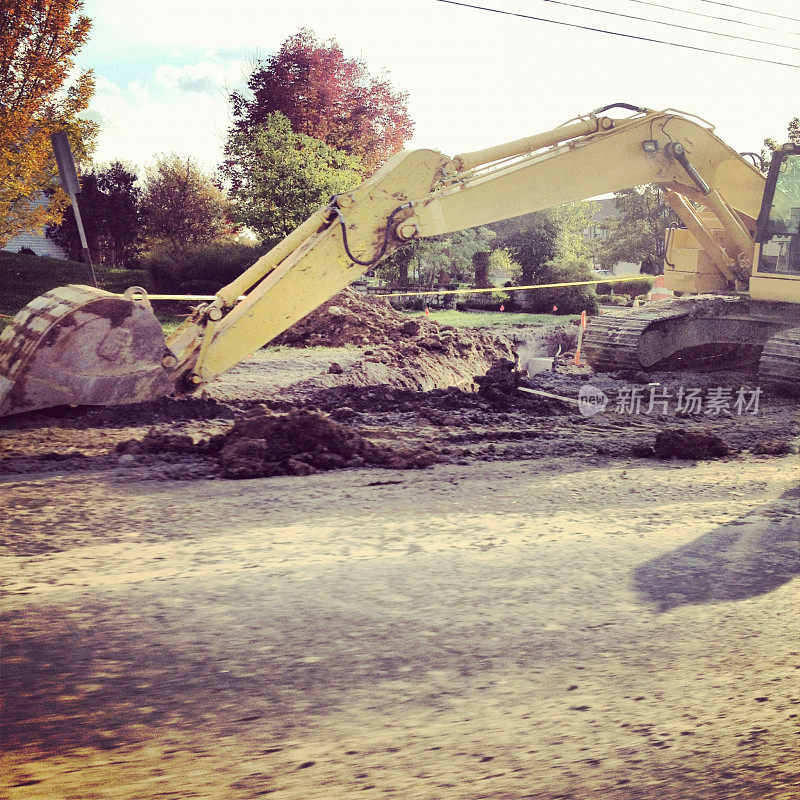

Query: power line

[695,0,800,25]
[528,0,800,54]
[623,0,800,38]
[433,0,800,69]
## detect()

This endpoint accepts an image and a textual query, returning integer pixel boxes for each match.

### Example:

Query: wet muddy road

[3,455,799,799]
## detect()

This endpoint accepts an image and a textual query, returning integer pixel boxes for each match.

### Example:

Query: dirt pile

[0,396,232,431]
[117,429,200,455]
[273,288,423,348]
[652,428,730,460]
[118,408,438,479]
[290,360,572,417]
[216,408,437,478]
[271,288,514,394]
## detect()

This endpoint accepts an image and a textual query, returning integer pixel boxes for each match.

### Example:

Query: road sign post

[51,131,97,287]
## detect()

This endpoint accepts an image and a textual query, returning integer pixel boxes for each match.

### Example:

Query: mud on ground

[0,339,798,482]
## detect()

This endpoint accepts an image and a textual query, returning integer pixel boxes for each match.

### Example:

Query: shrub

[388,294,427,311]
[595,281,613,296]
[609,277,653,296]
[460,288,511,311]
[513,258,599,315]
[141,240,267,294]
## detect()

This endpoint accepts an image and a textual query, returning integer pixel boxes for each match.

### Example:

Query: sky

[76,0,800,176]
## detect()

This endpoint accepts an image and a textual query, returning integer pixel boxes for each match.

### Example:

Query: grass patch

[406,309,578,328]
[0,250,162,333]
[0,250,150,318]
[155,312,187,337]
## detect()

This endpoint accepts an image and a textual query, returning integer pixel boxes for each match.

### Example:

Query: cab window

[759,153,800,275]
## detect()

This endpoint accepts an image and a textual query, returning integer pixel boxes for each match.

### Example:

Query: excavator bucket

[0,285,174,417]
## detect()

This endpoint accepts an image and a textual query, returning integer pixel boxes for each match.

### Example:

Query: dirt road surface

[3,452,799,799]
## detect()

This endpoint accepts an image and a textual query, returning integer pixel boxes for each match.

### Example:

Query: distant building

[2,196,67,259]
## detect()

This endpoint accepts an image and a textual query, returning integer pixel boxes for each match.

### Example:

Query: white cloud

[154,60,246,95]
[84,72,234,171]
[126,80,150,105]
[93,74,122,96]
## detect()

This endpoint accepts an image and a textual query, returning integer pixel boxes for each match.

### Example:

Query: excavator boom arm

[188,106,764,384]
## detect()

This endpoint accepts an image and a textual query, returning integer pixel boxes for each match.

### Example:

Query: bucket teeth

[0,285,174,417]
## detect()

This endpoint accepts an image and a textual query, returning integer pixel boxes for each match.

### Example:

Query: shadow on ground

[634,486,800,611]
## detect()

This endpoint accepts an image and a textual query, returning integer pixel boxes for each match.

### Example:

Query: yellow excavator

[2,102,800,416]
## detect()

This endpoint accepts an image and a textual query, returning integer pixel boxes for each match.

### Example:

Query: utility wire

[526,0,800,54]
[695,0,800,25]
[433,0,800,69]
[623,0,800,38]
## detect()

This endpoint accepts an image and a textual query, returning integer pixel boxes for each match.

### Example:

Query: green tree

[491,201,596,284]
[377,227,496,289]
[762,117,800,171]
[549,201,597,262]
[141,153,231,245]
[0,0,96,245]
[221,112,364,242]
[598,186,673,276]
[493,212,560,285]
[487,202,599,313]
[48,161,141,265]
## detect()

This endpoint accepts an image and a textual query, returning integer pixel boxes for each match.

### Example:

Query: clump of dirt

[216,408,437,478]
[475,359,519,398]
[653,428,730,460]
[117,408,438,479]
[750,438,798,456]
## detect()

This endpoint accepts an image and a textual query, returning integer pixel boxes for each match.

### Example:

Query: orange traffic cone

[574,310,588,365]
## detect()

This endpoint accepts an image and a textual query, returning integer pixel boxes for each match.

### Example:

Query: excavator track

[758,327,800,394]
[582,303,692,372]
[583,297,800,375]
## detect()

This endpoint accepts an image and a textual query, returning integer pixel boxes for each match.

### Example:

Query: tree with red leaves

[228,29,413,172]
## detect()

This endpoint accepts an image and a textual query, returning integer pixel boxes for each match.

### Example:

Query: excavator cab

[756,145,800,276]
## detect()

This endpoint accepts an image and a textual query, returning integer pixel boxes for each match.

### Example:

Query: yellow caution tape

[375,275,651,298]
